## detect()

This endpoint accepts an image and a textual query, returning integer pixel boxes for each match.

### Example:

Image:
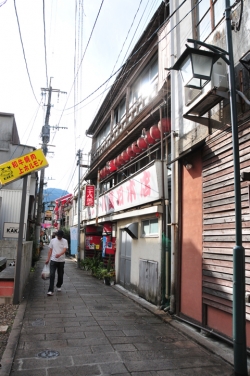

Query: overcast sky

[0,0,163,196]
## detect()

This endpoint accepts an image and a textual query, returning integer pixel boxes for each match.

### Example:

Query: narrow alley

[3,247,235,376]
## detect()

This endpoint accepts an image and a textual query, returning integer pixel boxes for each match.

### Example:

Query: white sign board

[3,222,26,239]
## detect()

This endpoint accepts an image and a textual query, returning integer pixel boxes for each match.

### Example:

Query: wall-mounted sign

[3,222,26,239]
[85,185,95,207]
[0,149,48,185]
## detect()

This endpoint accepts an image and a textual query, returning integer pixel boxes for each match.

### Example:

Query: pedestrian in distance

[45,230,68,296]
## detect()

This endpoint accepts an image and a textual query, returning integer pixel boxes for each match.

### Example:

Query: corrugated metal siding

[202,121,250,320]
[0,189,29,239]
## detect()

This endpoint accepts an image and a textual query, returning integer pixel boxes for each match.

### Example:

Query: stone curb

[0,270,34,376]
[113,284,250,372]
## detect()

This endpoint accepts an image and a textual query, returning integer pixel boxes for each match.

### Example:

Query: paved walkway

[1,247,238,375]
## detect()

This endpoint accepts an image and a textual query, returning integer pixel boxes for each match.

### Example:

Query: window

[96,119,111,148]
[141,218,159,236]
[196,0,225,41]
[129,54,158,105]
[114,98,126,125]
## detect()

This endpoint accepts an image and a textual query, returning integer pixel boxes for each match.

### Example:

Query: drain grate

[37,350,60,358]
[32,318,45,327]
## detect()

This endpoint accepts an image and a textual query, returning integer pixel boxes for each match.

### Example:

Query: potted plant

[103,269,115,285]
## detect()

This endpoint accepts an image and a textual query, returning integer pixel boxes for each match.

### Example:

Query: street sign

[85,185,95,207]
[0,149,48,185]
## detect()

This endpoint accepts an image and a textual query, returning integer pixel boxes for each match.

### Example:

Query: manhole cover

[157,336,174,343]
[37,350,60,358]
[32,319,45,327]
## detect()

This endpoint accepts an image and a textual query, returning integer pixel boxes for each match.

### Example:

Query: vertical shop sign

[85,185,95,207]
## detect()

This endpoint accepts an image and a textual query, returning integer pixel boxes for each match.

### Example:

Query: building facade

[82,3,171,306]
[0,113,38,243]
[171,0,250,347]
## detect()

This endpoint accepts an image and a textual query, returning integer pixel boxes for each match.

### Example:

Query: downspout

[170,0,177,314]
[160,107,167,307]
[95,170,100,225]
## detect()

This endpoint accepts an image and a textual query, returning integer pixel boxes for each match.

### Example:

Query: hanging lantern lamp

[127,145,136,158]
[137,136,148,150]
[158,118,171,133]
[150,124,161,141]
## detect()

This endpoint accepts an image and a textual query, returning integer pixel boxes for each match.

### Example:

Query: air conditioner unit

[184,58,229,117]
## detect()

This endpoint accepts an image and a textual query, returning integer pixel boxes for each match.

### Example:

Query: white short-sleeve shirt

[48,237,68,262]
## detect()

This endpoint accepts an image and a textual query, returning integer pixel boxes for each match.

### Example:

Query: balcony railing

[91,78,158,163]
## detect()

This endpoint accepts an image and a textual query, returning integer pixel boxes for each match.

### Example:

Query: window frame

[195,0,225,41]
[141,218,159,238]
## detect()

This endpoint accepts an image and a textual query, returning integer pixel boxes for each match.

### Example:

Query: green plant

[80,258,93,270]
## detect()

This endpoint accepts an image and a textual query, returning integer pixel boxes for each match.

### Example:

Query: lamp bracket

[186,39,230,65]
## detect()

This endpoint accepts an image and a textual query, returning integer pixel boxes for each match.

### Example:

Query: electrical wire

[64,0,190,112]
[93,0,144,116]
[42,0,49,87]
[13,0,40,105]
[56,0,105,129]
[0,0,8,7]
[106,0,151,111]
[74,0,78,153]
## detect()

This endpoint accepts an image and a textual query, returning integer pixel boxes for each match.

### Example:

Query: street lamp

[168,1,247,374]
[48,202,55,211]
[170,44,224,89]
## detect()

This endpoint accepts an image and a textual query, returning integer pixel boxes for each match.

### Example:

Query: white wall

[116,214,162,289]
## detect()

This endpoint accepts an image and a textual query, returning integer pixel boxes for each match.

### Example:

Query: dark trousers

[48,260,65,292]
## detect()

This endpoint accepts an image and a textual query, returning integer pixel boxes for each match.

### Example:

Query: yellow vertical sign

[0,149,49,185]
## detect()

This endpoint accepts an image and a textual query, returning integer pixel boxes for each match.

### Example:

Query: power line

[13,0,40,105]
[0,0,8,7]
[64,0,201,115]
[94,0,146,117]
[42,0,49,87]
[56,0,105,128]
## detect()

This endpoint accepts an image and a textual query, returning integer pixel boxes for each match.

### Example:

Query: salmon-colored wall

[180,150,203,322]
[0,280,14,296]
[207,306,250,347]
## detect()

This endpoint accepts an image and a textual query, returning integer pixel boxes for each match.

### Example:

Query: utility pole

[76,149,82,268]
[35,79,66,255]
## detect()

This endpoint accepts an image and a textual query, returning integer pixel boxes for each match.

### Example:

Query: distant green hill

[44,188,69,208]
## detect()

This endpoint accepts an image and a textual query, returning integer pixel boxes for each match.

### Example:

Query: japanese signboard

[0,149,48,185]
[85,185,95,207]
[83,161,164,220]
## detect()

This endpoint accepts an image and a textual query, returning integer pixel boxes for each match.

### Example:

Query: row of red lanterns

[99,118,170,180]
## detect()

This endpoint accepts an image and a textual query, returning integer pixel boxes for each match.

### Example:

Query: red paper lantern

[99,168,107,180]
[114,157,122,167]
[158,118,171,133]
[104,166,109,177]
[127,145,136,158]
[137,136,148,150]
[132,141,142,155]
[121,150,130,162]
[118,155,125,165]
[145,130,156,145]
[150,124,161,141]
[108,160,117,173]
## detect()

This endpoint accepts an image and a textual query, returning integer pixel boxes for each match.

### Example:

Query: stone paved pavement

[3,247,236,375]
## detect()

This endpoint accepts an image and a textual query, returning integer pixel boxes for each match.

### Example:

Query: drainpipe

[170,0,177,314]
[96,170,100,225]
[160,107,167,307]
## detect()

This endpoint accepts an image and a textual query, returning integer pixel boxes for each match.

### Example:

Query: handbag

[41,264,50,280]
